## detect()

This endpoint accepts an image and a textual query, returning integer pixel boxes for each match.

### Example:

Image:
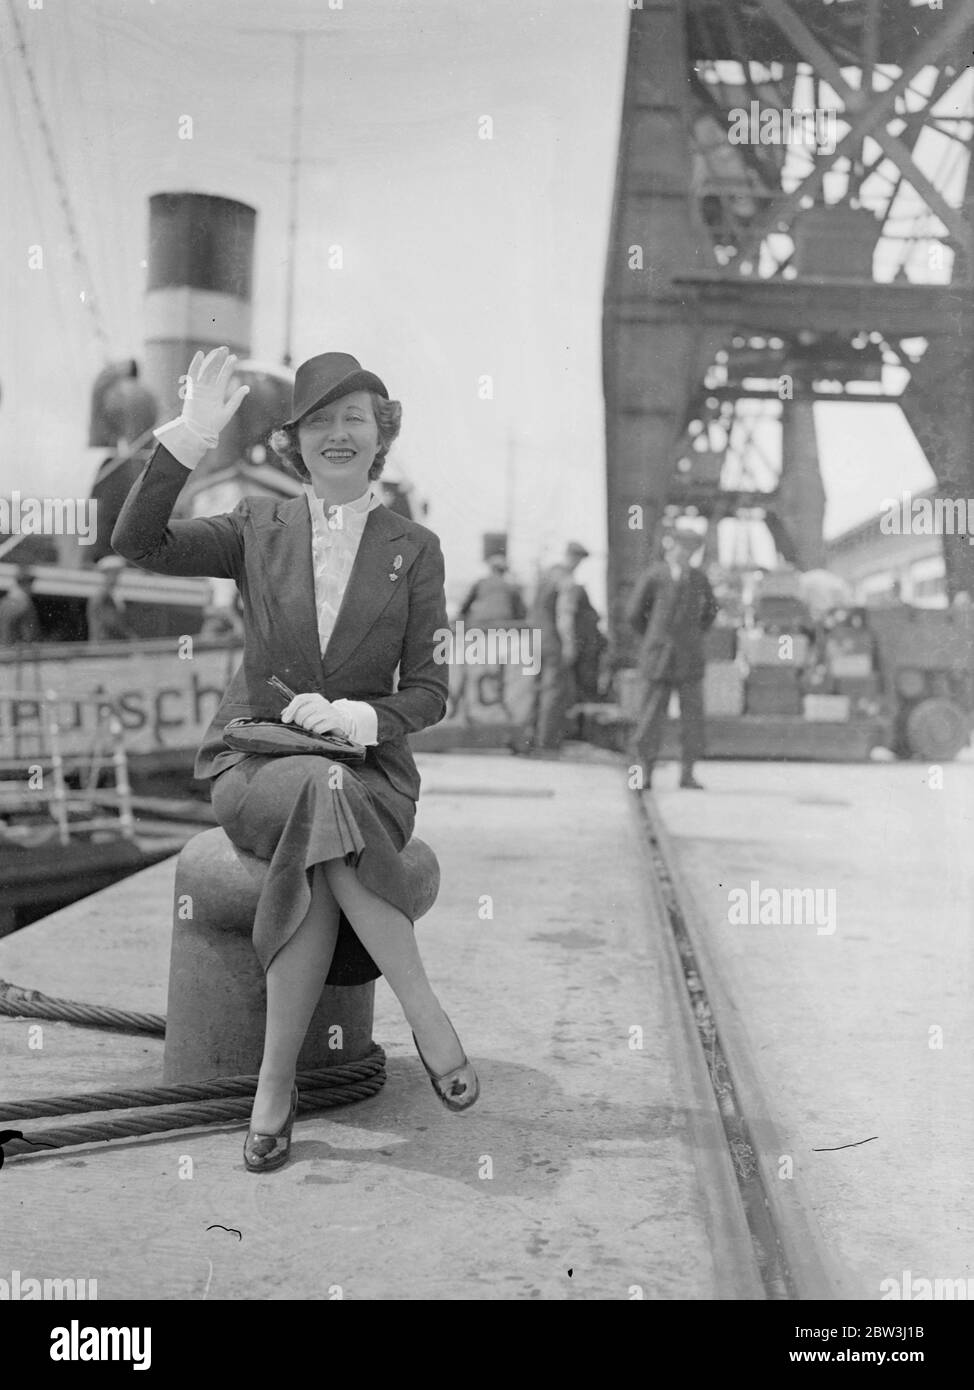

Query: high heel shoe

[243,1084,299,1173]
[412,1017,480,1112]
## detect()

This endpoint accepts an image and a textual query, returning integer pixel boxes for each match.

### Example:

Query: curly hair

[268,392,402,484]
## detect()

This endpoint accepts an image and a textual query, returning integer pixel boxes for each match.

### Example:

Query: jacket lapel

[654,565,679,628]
[321,505,415,677]
[252,496,324,692]
[251,496,419,686]
[671,567,693,623]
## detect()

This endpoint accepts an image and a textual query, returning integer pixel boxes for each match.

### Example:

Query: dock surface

[5,750,968,1300]
[0,753,758,1301]
[652,756,974,1300]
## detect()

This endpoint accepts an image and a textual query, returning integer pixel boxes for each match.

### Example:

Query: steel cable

[0,978,388,1160]
[0,979,165,1036]
[1,1050,387,1161]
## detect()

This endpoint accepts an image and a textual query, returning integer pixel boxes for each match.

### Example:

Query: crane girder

[603,0,974,618]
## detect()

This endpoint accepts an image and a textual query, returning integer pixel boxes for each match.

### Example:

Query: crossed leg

[250,858,467,1134]
[249,862,340,1132]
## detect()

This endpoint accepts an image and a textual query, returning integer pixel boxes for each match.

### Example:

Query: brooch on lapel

[389,553,403,582]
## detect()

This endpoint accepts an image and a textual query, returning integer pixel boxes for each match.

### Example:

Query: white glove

[176,346,250,446]
[281,693,353,738]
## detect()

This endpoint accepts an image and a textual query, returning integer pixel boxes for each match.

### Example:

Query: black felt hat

[285,353,388,427]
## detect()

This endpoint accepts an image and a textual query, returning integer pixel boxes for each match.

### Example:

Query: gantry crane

[603,0,974,628]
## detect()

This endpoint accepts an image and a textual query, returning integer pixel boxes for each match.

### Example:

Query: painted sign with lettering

[442,621,538,728]
[0,625,547,763]
[0,641,240,760]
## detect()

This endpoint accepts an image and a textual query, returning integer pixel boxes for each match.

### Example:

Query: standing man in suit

[627,521,718,790]
[524,540,591,754]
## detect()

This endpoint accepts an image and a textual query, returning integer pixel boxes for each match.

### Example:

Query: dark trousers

[528,652,576,750]
[632,675,706,769]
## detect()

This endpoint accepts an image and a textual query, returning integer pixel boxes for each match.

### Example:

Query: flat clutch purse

[222,717,367,764]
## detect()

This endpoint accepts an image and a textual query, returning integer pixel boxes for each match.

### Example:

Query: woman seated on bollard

[112,346,478,1173]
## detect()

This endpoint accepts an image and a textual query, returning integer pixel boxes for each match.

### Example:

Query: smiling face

[296,390,380,501]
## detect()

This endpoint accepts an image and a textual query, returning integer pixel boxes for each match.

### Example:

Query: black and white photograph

[0,0,971,1339]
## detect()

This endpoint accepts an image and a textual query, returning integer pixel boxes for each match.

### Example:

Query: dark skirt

[210,753,417,987]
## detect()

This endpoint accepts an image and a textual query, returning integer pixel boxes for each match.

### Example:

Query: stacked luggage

[741,571,811,717]
[724,575,880,723]
[799,614,880,720]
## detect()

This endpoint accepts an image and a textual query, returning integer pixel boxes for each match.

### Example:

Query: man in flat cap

[523,540,595,754]
[627,522,718,789]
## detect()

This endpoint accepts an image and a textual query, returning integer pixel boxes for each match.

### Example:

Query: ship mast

[281,32,306,368]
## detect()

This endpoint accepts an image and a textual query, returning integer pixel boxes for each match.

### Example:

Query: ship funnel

[142,193,256,422]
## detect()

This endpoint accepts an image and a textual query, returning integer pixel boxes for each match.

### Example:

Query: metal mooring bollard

[163,826,440,1084]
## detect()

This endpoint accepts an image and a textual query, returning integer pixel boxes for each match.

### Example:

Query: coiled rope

[0,978,386,1162]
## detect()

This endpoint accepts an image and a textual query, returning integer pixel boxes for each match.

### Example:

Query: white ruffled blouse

[302,484,381,746]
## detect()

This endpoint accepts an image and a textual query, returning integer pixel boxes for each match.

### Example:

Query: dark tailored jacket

[626,561,718,683]
[111,446,449,797]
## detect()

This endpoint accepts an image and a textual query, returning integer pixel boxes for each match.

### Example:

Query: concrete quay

[0,752,760,1302]
[649,754,974,1302]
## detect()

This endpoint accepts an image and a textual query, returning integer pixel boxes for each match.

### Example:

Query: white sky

[0,0,944,609]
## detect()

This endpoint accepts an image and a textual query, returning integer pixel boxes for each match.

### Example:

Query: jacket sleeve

[369,535,449,742]
[626,568,656,635]
[111,445,247,580]
[457,580,479,621]
[699,573,719,632]
[555,576,579,654]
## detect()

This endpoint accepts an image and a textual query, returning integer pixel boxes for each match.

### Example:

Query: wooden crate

[704,661,745,716]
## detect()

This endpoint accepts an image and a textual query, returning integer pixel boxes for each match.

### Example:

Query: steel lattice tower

[603,0,974,621]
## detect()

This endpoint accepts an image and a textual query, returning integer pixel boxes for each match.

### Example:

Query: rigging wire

[5,0,111,360]
[85,0,128,342]
[0,37,72,357]
[66,0,128,346]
